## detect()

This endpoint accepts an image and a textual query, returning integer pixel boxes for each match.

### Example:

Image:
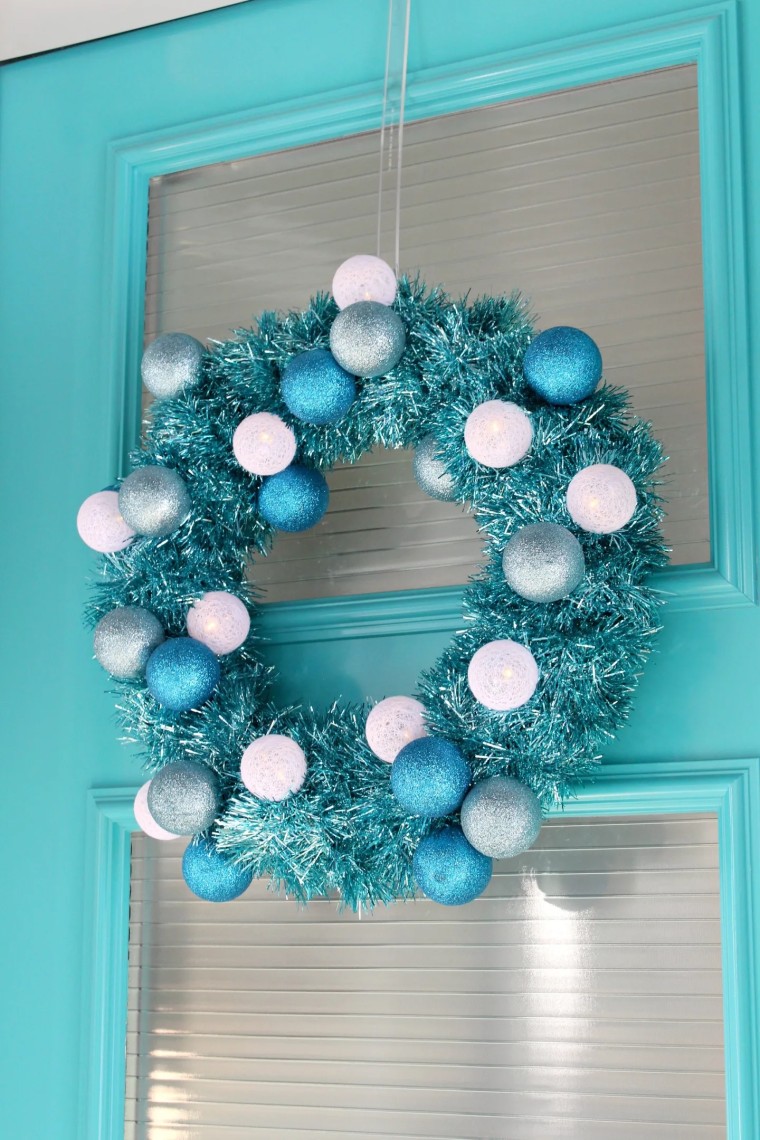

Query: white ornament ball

[76,490,135,553]
[332,254,397,309]
[240,734,307,802]
[467,639,539,711]
[187,591,250,655]
[232,412,296,476]
[464,400,533,468]
[365,696,428,763]
[566,463,637,534]
[133,780,180,841]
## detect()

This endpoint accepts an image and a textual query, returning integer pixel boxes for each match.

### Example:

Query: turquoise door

[1,1,759,1137]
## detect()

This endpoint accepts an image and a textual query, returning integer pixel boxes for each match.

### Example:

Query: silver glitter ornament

[118,466,191,537]
[460,775,542,859]
[329,300,406,377]
[141,332,205,399]
[502,522,585,603]
[147,760,221,836]
[93,605,164,679]
[413,436,456,501]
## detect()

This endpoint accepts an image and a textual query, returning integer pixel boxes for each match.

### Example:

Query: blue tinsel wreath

[82,277,666,909]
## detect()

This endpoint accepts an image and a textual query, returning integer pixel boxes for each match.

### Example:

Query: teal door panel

[1,2,759,1138]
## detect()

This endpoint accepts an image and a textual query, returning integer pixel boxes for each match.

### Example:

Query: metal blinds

[125,813,725,1138]
[144,65,708,602]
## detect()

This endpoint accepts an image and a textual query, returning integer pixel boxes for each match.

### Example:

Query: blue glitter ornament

[145,637,221,711]
[523,326,602,405]
[281,348,357,425]
[391,737,471,817]
[258,464,329,532]
[182,836,254,902]
[413,825,492,905]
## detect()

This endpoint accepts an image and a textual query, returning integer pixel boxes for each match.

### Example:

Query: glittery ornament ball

[182,836,253,902]
[141,332,205,399]
[460,775,542,859]
[258,464,329,532]
[187,591,250,655]
[413,825,492,906]
[281,348,357,425]
[232,412,296,476]
[118,466,191,537]
[413,437,456,501]
[240,734,307,802]
[365,695,428,763]
[467,639,539,712]
[464,400,533,468]
[93,605,164,679]
[77,490,135,553]
[391,737,471,818]
[145,637,221,711]
[332,254,397,309]
[502,522,585,603]
[523,325,602,405]
[566,463,637,533]
[329,301,406,378]
[133,780,179,841]
[147,760,221,835]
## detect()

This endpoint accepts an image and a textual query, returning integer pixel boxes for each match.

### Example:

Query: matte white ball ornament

[467,639,539,711]
[365,696,428,763]
[240,734,307,802]
[232,412,296,476]
[76,490,135,553]
[187,591,250,655]
[133,780,180,841]
[332,254,397,309]
[566,463,637,534]
[464,400,533,468]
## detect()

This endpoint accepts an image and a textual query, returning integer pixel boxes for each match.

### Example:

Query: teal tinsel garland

[86,277,666,908]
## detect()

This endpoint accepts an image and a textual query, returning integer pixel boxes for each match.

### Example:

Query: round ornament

[365,696,428,763]
[133,780,179,841]
[464,400,533,468]
[413,825,493,906]
[182,837,254,902]
[523,325,602,405]
[141,332,205,400]
[468,639,539,711]
[258,464,329,532]
[566,463,637,534]
[391,737,471,817]
[413,436,456,501]
[147,760,221,835]
[118,466,191,537]
[93,605,164,679]
[329,300,406,377]
[502,522,585,603]
[77,490,135,553]
[281,348,357,425]
[332,254,397,309]
[145,637,221,711]
[460,775,542,859]
[187,591,250,655]
[240,734,307,801]
[232,412,296,476]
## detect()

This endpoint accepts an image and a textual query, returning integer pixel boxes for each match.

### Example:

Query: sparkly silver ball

[141,332,205,399]
[93,606,164,679]
[118,466,191,537]
[413,436,456,501]
[502,522,585,603]
[460,775,542,859]
[147,761,220,836]
[329,301,406,378]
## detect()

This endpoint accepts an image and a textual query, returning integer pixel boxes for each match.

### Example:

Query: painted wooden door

[1,2,758,1138]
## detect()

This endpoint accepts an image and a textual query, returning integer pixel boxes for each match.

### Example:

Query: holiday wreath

[78,256,665,909]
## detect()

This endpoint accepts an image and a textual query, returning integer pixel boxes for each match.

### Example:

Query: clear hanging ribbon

[376,0,412,275]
